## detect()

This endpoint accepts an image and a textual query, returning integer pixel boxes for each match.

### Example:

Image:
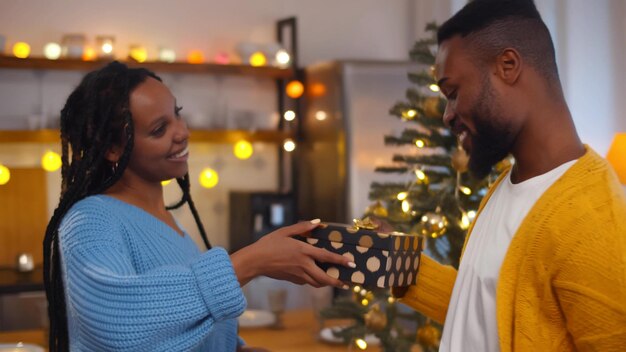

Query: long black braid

[43,61,211,351]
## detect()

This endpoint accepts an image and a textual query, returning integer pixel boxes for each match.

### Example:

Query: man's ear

[495,48,522,85]
[105,145,123,163]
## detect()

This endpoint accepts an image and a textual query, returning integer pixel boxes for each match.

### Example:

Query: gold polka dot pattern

[306,222,423,288]
[367,257,381,272]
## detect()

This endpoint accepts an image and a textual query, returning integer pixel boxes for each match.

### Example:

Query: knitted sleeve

[398,254,457,324]
[59,201,246,351]
[552,187,626,351]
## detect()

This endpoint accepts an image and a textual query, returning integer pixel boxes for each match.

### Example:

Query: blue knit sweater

[58,195,247,351]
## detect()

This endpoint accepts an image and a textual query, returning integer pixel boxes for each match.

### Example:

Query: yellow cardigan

[399,147,626,351]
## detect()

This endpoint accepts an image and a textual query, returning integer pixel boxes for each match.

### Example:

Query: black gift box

[306,220,423,288]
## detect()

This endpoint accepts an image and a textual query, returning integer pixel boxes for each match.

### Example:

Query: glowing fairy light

[41,151,62,172]
[0,164,10,185]
[429,84,440,92]
[283,110,296,121]
[415,139,425,148]
[397,192,408,201]
[233,140,254,160]
[199,168,219,188]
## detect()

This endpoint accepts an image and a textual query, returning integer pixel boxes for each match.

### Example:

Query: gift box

[306,218,423,288]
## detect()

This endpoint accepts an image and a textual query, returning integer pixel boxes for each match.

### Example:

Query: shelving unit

[0,56,293,79]
[0,129,292,144]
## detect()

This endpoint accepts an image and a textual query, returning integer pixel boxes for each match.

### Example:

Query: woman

[43,61,353,351]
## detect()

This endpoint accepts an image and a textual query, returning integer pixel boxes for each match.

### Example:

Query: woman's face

[124,77,189,183]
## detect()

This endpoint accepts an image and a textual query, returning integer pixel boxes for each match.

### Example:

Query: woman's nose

[173,118,189,142]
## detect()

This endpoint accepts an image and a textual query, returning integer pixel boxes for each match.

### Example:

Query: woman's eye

[151,125,166,136]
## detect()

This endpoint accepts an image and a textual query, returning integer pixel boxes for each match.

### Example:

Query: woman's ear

[495,48,522,85]
[105,145,123,163]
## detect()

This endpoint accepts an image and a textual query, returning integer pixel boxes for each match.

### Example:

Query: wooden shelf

[0,129,292,144]
[0,55,294,79]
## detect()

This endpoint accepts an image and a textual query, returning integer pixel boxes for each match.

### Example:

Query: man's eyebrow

[437,77,448,88]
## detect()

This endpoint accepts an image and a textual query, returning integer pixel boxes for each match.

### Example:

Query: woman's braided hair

[43,61,211,351]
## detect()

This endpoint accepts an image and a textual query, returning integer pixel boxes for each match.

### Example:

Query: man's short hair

[438,0,559,83]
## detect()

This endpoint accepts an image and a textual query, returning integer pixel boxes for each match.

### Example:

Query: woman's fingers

[270,219,321,238]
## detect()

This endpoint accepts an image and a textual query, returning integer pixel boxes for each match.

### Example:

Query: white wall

[0,0,413,67]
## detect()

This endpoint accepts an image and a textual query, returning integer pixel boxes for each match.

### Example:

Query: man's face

[435,36,516,179]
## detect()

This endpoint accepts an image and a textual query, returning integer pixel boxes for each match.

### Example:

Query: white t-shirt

[439,159,576,352]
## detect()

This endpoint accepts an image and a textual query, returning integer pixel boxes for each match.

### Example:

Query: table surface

[0,267,44,294]
[0,309,354,352]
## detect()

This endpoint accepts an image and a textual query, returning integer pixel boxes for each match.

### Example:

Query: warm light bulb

[460,211,470,230]
[41,151,62,172]
[467,210,477,220]
[283,139,296,152]
[355,338,368,350]
[161,179,173,186]
[0,164,10,185]
[310,83,327,97]
[283,110,296,121]
[460,186,472,195]
[415,139,425,148]
[285,80,304,99]
[187,50,205,64]
[397,192,408,201]
[13,42,30,58]
[353,286,361,293]
[361,298,369,306]
[101,43,112,54]
[388,296,396,304]
[275,49,290,67]
[415,169,426,180]
[43,42,62,60]
[233,140,254,160]
[199,168,219,188]
[407,109,417,118]
[429,84,440,92]
[401,199,410,213]
[315,111,327,121]
[249,51,266,67]
[159,48,176,63]
[129,46,148,63]
[82,47,96,61]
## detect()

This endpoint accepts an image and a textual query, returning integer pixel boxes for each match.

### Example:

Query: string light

[315,111,327,121]
[401,199,410,213]
[286,80,304,99]
[459,186,472,195]
[43,43,62,60]
[415,139,425,148]
[159,48,176,63]
[199,167,219,188]
[415,169,426,180]
[0,164,10,185]
[249,52,266,66]
[283,110,296,121]
[129,46,148,63]
[233,140,253,160]
[355,338,368,350]
[187,50,205,64]
[13,42,30,58]
[82,47,96,61]
[353,286,361,293]
[460,211,471,230]
[275,49,290,67]
[397,192,408,201]
[41,151,62,172]
[388,296,396,304]
[429,84,440,92]
[407,109,417,118]
[467,210,477,220]
[361,298,369,306]
[283,139,296,152]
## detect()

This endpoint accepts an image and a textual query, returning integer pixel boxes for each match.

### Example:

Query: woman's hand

[231,219,354,289]
[237,346,270,352]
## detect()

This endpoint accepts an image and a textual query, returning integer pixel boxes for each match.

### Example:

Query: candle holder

[61,34,85,59]
[96,35,115,59]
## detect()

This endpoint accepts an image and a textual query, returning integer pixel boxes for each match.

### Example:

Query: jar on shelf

[96,35,115,59]
[61,34,86,59]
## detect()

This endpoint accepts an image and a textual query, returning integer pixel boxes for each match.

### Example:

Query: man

[394,1,626,351]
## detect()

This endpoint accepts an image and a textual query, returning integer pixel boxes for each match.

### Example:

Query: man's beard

[467,82,515,179]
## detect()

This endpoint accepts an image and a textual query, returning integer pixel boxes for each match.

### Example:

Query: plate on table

[0,343,46,352]
[238,309,276,328]
[319,326,380,345]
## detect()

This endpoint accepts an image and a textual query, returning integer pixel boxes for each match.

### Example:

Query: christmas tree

[320,23,506,352]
